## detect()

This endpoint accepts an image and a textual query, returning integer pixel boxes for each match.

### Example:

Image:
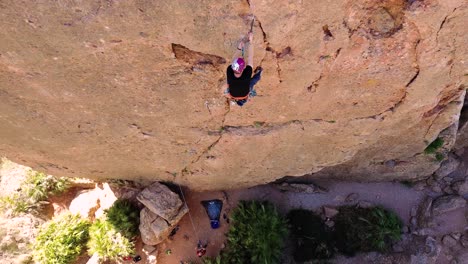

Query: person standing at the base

[222,32,263,106]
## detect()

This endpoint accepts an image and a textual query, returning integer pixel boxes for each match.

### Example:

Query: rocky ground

[1,151,467,264]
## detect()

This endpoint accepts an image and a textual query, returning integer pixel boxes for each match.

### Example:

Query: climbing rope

[177,184,200,241]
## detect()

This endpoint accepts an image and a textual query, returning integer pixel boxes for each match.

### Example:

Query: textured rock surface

[137,182,183,221]
[0,0,467,190]
[138,182,188,245]
[432,195,466,215]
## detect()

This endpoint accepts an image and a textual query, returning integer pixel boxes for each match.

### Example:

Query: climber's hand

[237,41,244,50]
[248,32,253,42]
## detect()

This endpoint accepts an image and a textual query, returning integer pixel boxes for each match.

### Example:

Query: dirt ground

[157,181,425,263]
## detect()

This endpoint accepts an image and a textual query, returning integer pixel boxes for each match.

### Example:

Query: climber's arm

[247,32,253,67]
[231,41,244,63]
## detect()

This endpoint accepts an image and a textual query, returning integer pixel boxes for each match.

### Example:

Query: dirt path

[157,180,425,263]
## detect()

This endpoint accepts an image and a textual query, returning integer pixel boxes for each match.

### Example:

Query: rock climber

[222,31,263,106]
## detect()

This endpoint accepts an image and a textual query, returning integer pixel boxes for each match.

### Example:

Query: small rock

[146,249,158,264]
[333,195,345,202]
[324,220,335,228]
[15,254,32,264]
[460,235,468,248]
[221,243,225,249]
[410,216,418,227]
[323,206,339,218]
[451,233,461,241]
[442,234,458,248]
[410,206,418,217]
[276,182,319,194]
[443,177,454,184]
[443,186,454,194]
[431,185,442,193]
[402,225,410,233]
[358,200,373,208]
[450,259,458,264]
[345,193,359,203]
[392,244,404,252]
[451,180,468,196]
[432,195,467,215]
[434,154,460,179]
[456,253,468,263]
[454,148,465,157]
[426,177,435,186]
[417,228,434,236]
[413,180,427,191]
[142,245,156,255]
[425,236,438,256]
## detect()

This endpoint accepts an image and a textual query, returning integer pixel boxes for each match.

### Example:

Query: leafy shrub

[288,209,335,261]
[222,200,288,264]
[105,199,140,238]
[202,256,223,264]
[23,171,69,201]
[33,214,90,264]
[0,171,69,215]
[87,218,135,261]
[333,206,402,256]
[424,137,444,154]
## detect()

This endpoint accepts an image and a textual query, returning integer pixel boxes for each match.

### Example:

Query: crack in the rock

[436,8,458,44]
[247,9,284,84]
[180,99,231,177]
[310,48,343,92]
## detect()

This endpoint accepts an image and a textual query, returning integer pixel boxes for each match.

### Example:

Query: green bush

[202,256,223,264]
[288,209,335,262]
[87,218,135,261]
[424,137,444,154]
[0,171,69,215]
[23,171,69,201]
[105,199,140,238]
[222,200,288,264]
[33,214,90,264]
[333,206,402,256]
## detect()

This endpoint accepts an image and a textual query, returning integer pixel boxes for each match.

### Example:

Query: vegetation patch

[0,171,69,215]
[333,206,402,256]
[222,200,288,264]
[33,214,90,264]
[424,137,444,154]
[105,199,140,238]
[288,209,335,262]
[87,218,135,261]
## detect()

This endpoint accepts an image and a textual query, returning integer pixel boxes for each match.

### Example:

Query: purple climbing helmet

[231,58,245,73]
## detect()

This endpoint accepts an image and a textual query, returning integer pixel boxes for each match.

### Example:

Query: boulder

[139,208,170,245]
[417,197,433,227]
[138,182,188,245]
[451,180,468,196]
[69,189,101,218]
[275,182,327,193]
[69,183,118,219]
[137,182,183,221]
[434,155,460,179]
[142,245,158,264]
[442,234,458,248]
[357,200,374,208]
[345,193,359,203]
[323,206,339,218]
[432,195,467,216]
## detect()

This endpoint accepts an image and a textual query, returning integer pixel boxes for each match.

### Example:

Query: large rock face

[0,0,467,190]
